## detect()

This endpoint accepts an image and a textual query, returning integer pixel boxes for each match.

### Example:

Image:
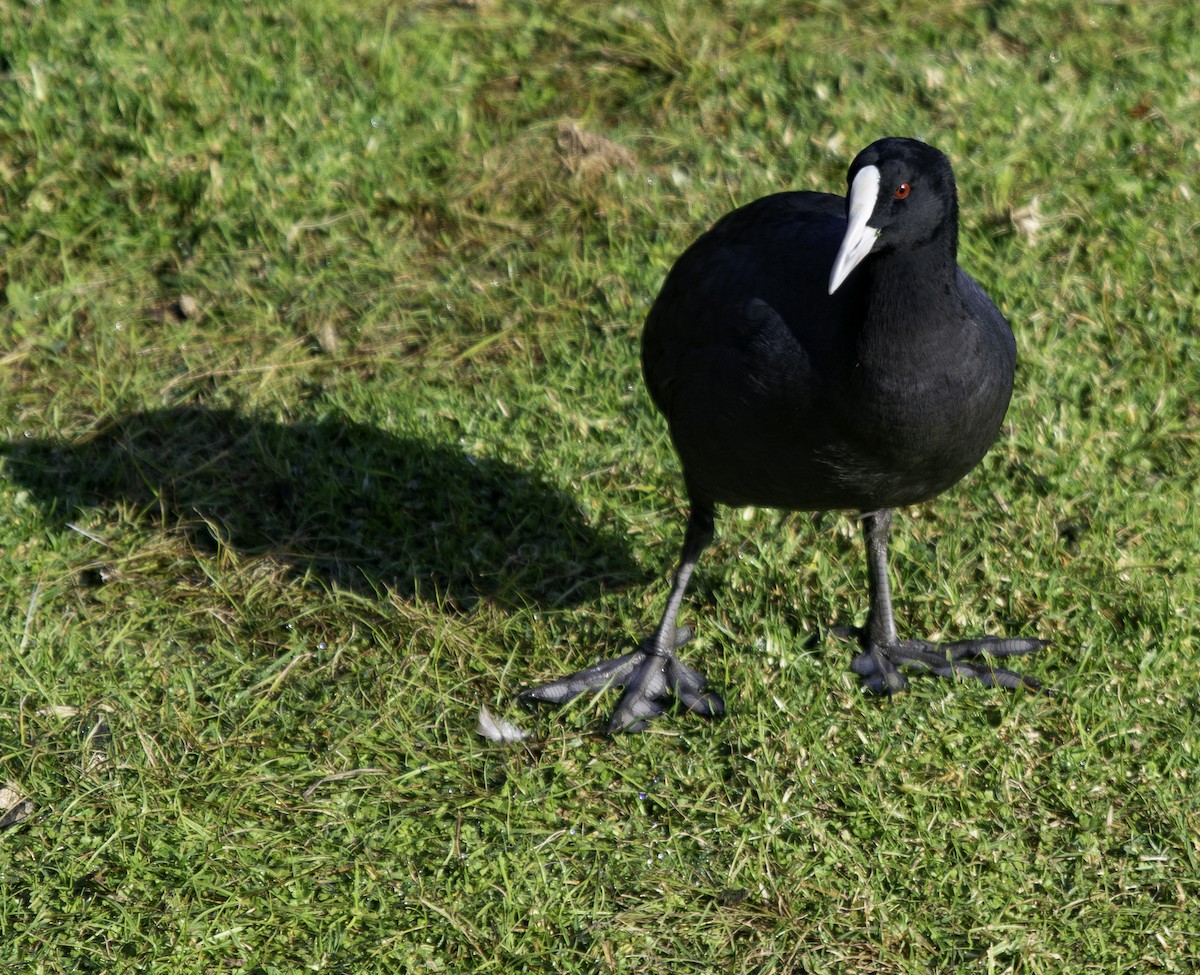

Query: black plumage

[523,137,1045,732]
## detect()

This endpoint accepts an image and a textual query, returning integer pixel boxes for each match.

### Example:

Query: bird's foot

[520,627,725,733]
[836,628,1047,694]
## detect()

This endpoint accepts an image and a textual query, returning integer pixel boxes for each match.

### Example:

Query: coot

[523,137,1045,732]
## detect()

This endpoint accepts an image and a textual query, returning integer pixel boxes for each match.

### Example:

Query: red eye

[894,183,911,199]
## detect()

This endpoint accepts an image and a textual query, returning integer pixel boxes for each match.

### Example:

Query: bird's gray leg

[520,505,725,733]
[850,509,1047,694]
[863,508,899,647]
[852,509,908,693]
[608,505,723,732]
[647,504,712,656]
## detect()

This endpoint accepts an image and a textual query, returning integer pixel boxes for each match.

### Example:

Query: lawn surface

[1,1,1198,972]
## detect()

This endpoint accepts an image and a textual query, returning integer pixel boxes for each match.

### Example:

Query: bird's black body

[642,189,1015,513]
[522,137,1045,732]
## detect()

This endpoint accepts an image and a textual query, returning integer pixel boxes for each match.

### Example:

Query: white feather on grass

[476,704,530,744]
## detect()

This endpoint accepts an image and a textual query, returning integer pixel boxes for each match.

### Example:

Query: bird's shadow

[2,406,641,610]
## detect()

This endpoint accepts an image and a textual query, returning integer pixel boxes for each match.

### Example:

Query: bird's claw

[849,634,1047,694]
[519,626,723,733]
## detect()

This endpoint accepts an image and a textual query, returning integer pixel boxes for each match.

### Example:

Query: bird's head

[828,137,958,294]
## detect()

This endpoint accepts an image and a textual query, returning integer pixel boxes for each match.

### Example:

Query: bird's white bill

[828,164,881,294]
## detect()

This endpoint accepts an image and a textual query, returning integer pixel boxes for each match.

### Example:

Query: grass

[1,0,1198,971]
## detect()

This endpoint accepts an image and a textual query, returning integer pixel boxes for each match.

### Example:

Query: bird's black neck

[859,231,962,347]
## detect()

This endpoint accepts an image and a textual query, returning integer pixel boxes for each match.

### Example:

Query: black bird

[523,137,1046,732]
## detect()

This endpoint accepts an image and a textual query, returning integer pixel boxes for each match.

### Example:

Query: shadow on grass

[2,406,641,610]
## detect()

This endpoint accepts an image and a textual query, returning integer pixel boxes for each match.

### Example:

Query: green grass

[2,0,1198,971]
